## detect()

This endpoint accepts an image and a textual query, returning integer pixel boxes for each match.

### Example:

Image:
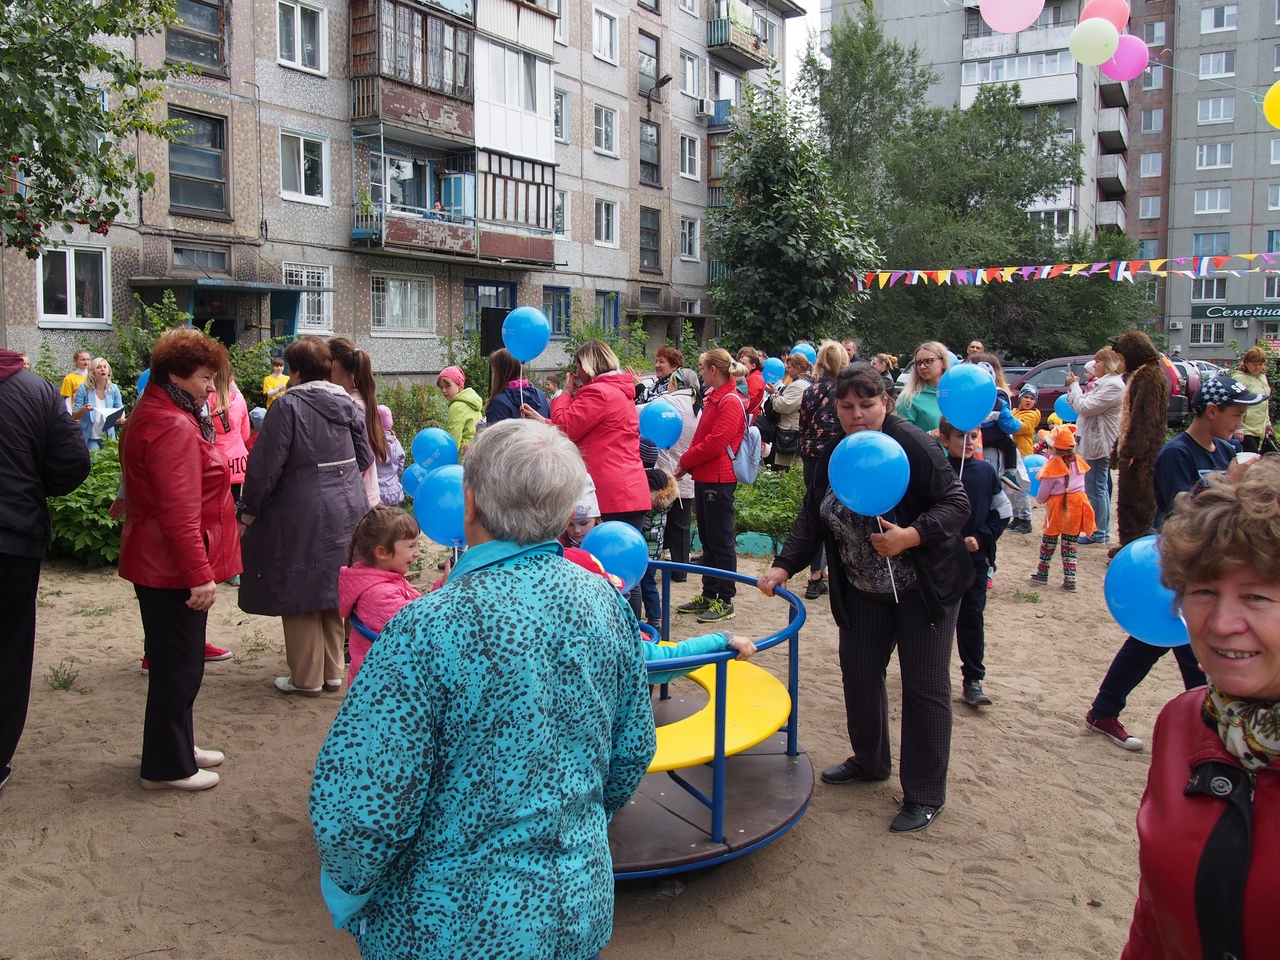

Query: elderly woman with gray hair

[310,419,656,960]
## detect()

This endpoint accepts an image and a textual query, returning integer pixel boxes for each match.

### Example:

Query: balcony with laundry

[706,0,769,70]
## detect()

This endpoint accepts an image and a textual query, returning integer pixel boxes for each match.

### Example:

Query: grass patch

[232,629,278,664]
[1012,589,1042,604]
[70,604,119,618]
[44,660,80,691]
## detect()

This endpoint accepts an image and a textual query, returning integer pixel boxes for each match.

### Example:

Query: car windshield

[1028,365,1068,388]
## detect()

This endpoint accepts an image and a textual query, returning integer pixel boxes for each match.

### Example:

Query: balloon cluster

[977,0,1143,76]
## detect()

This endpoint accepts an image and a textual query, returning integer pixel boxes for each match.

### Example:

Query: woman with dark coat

[238,337,374,697]
[758,364,972,834]
[119,328,240,791]
[485,348,550,423]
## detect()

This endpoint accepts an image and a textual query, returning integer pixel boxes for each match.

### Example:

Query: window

[1195,188,1231,213]
[679,134,699,179]
[370,153,428,213]
[640,286,660,307]
[1143,21,1165,45]
[594,290,620,328]
[172,245,229,272]
[639,207,660,270]
[680,298,700,315]
[283,263,333,333]
[1140,109,1163,133]
[1139,153,1162,177]
[280,131,328,203]
[960,51,1076,86]
[1273,139,1280,164]
[1196,142,1233,169]
[1191,278,1227,302]
[1271,185,1280,210]
[593,104,616,154]
[680,0,697,14]
[594,198,617,245]
[543,286,572,337]
[486,45,542,113]
[592,8,617,63]
[1268,229,1280,254]
[371,274,435,334]
[378,1,472,97]
[462,280,514,334]
[639,0,657,13]
[1142,65,1163,90]
[1190,323,1226,346]
[476,150,553,231]
[168,0,223,70]
[1268,278,1280,300]
[553,189,568,237]
[640,120,660,185]
[713,69,740,105]
[1275,44,1280,71]
[1197,98,1234,124]
[1199,51,1236,78]
[38,247,109,326]
[1136,238,1160,259]
[1201,5,1237,32]
[549,0,565,42]
[554,89,569,142]
[709,132,727,179]
[278,0,325,72]
[169,108,226,214]
[1029,209,1072,235]
[1139,196,1161,220]
[638,32,659,97]
[680,216,699,259]
[680,50,701,96]
[1192,232,1231,256]
[753,11,778,56]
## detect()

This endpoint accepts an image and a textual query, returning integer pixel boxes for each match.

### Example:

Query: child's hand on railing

[724,633,756,661]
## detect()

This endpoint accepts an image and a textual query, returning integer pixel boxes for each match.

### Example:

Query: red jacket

[744,369,765,417]
[679,380,747,483]
[118,383,241,589]
[1122,689,1280,960]
[550,370,650,514]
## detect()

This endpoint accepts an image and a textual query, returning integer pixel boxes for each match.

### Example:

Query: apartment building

[3,0,802,375]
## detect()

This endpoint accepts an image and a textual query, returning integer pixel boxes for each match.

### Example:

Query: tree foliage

[707,72,879,353]
[0,0,182,255]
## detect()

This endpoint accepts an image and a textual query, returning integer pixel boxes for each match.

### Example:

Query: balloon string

[519,362,525,411]
[958,435,966,481]
[878,516,900,604]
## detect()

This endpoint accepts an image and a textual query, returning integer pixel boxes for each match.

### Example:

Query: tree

[0,0,181,256]
[706,72,879,353]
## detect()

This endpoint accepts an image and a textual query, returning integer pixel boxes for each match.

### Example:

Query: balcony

[710,98,734,128]
[1097,200,1126,233]
[352,77,475,144]
[1096,154,1127,197]
[477,225,555,266]
[1098,107,1129,153]
[707,16,768,70]
[1098,74,1129,109]
[960,72,1077,108]
[352,203,477,256]
[709,259,732,283]
[708,185,727,208]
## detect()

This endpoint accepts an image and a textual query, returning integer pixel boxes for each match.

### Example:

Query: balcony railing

[712,98,734,127]
[709,260,732,283]
[707,185,727,208]
[707,18,768,70]
[353,202,478,255]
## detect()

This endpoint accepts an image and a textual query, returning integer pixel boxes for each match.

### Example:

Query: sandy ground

[0,508,1188,960]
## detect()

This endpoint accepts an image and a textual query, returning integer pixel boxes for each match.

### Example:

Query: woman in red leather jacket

[118,328,240,793]
[1122,457,1280,959]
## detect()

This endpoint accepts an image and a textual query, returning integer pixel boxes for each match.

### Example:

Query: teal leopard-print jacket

[310,538,656,960]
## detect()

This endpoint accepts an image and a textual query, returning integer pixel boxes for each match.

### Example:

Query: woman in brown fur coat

[1110,332,1169,555]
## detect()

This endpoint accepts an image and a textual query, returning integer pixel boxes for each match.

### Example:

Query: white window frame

[1143,21,1165,45]
[283,262,334,333]
[370,273,436,336]
[549,0,565,44]
[1273,139,1280,164]
[1140,108,1163,133]
[554,88,570,142]
[679,133,699,180]
[1271,185,1280,210]
[1194,188,1232,214]
[679,0,696,14]
[1200,5,1237,33]
[1191,278,1228,302]
[277,0,327,74]
[1190,322,1226,346]
[1139,153,1162,177]
[679,216,700,260]
[679,49,701,97]
[1197,97,1234,125]
[37,246,111,329]
[593,103,617,155]
[594,197,618,246]
[1196,142,1233,169]
[1142,65,1163,90]
[592,7,618,64]
[1198,51,1236,78]
[553,188,569,238]
[1138,196,1161,220]
[279,130,330,205]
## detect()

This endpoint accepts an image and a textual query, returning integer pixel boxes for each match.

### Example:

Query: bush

[378,381,450,463]
[47,438,123,567]
[733,466,806,553]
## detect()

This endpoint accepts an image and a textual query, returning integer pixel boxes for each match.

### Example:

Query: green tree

[0,0,182,255]
[707,72,879,353]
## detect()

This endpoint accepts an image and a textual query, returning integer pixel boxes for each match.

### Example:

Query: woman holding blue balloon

[759,364,972,834]
[485,348,550,423]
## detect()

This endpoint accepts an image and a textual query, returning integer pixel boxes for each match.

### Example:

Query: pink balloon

[1080,0,1130,32]
[979,0,1045,34]
[1100,33,1149,82]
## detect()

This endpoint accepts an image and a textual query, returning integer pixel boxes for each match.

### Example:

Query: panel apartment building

[2,0,802,375]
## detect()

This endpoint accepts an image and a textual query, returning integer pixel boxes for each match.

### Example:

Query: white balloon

[1068,18,1120,66]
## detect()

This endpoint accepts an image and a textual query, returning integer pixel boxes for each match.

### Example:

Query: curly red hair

[148,327,229,386]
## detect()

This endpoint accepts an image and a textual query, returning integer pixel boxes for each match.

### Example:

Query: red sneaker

[204,643,232,662]
[1085,710,1143,751]
[140,657,149,676]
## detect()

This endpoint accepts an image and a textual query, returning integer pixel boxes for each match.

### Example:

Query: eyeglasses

[914,357,939,368]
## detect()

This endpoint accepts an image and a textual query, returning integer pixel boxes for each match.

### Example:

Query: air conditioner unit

[696,98,714,118]
[1233,318,1250,329]
[1167,321,1183,330]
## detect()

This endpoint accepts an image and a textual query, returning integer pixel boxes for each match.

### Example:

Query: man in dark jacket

[0,348,92,791]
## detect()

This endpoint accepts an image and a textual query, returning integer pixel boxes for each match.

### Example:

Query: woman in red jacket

[1122,457,1280,959]
[119,328,240,792]
[736,346,766,417]
[674,348,746,624]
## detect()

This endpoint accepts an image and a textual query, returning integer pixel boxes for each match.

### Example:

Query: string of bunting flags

[854,253,1280,291]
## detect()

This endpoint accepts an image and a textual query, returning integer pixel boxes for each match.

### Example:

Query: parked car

[1002,365,1032,381]
[1193,359,1224,379]
[1011,353,1190,426]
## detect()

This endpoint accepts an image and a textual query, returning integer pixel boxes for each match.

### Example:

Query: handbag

[774,427,800,456]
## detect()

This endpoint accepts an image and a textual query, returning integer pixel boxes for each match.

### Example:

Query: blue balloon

[1054,394,1078,423]
[828,431,910,517]
[502,306,551,363]
[937,363,997,432]
[402,463,428,499]
[411,427,458,474]
[414,464,467,546]
[136,368,150,395]
[1023,453,1047,497]
[1104,536,1190,647]
[791,343,817,364]
[762,356,786,384]
[639,399,683,449]
[946,350,960,368]
[581,521,649,593]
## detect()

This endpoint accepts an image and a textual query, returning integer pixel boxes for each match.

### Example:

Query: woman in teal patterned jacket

[310,420,657,960]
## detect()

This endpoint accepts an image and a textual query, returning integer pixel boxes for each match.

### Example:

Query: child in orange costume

[1028,424,1096,593]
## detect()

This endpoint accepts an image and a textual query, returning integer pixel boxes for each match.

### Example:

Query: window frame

[1189,322,1226,346]
[37,246,112,329]
[679,0,697,15]
[592,7,618,64]
[1140,108,1163,133]
[377,0,473,99]
[1200,5,1237,33]
[594,289,620,329]
[639,119,661,186]
[639,206,661,271]
[554,88,570,142]
[168,107,229,218]
[1194,187,1232,214]
[283,262,334,334]
[1192,232,1231,256]
[679,133,699,180]
[1136,238,1160,260]
[370,272,437,336]
[1197,97,1235,125]
[638,31,660,98]
[1191,278,1228,302]
[549,0,566,44]
[553,188,569,238]
[1266,277,1280,301]
[1141,64,1163,90]
[1270,185,1280,210]
[1198,51,1236,79]
[680,49,701,97]
[680,216,700,260]
[593,103,617,155]
[543,285,572,337]
[279,129,331,205]
[1143,20,1165,46]
[167,0,225,73]
[278,0,327,74]
[1139,152,1162,177]
[1196,142,1233,170]
[594,197,618,247]
[172,243,231,274]
[1272,139,1280,164]
[1138,195,1161,220]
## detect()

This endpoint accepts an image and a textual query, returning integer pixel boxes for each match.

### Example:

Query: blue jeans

[1085,456,1110,539]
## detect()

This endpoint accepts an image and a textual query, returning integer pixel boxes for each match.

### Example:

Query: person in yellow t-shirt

[1012,383,1042,458]
[59,349,92,414]
[263,357,289,408]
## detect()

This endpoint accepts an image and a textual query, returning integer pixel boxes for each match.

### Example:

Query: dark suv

[1010,355,1190,426]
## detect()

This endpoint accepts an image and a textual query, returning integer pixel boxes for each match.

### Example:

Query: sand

[0,522,1188,960]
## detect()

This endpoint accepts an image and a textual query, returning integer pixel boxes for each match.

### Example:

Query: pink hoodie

[337,562,422,682]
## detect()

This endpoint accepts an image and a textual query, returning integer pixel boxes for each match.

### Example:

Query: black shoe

[670,574,687,583]
[688,554,705,565]
[890,802,943,833]
[820,760,885,785]
[804,578,828,600]
[962,680,993,707]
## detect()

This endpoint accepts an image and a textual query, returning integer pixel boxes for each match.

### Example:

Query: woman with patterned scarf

[1122,457,1280,959]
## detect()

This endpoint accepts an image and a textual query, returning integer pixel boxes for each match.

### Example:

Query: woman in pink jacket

[212,368,250,586]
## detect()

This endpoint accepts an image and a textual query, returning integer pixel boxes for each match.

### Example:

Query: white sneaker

[140,769,220,791]
[274,676,322,697]
[193,747,224,768]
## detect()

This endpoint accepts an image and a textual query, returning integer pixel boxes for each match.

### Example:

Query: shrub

[378,381,450,463]
[47,438,123,567]
[733,467,806,553]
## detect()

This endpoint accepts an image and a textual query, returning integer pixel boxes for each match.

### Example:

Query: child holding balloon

[1028,425,1095,593]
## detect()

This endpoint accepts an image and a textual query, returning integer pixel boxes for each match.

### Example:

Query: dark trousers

[838,590,959,807]
[693,481,737,601]
[664,496,692,581]
[135,584,208,781]
[601,510,647,618]
[1091,635,1205,720]
[955,565,988,683]
[801,457,826,578]
[1242,436,1262,454]
[0,554,41,782]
